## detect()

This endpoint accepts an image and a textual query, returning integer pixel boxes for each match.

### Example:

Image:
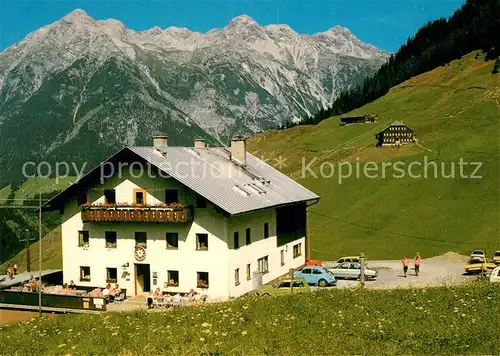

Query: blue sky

[0,0,465,53]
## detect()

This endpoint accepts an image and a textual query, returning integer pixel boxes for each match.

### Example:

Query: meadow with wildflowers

[1,283,499,355]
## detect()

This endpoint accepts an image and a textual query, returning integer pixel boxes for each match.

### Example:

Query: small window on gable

[134,189,146,205]
[196,233,208,250]
[264,222,269,238]
[77,191,87,206]
[78,231,89,247]
[165,189,178,205]
[233,232,239,249]
[196,194,207,208]
[104,189,116,204]
[245,228,251,245]
[166,232,178,249]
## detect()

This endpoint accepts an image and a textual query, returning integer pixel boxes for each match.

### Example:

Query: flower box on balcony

[81,203,193,223]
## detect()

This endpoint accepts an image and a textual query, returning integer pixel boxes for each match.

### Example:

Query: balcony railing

[81,204,193,223]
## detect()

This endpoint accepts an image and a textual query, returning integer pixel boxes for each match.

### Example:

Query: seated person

[68,280,76,289]
[198,279,209,288]
[89,287,103,298]
[58,283,69,294]
[154,287,162,300]
[172,293,182,304]
[102,284,112,299]
[146,291,155,308]
[113,284,122,295]
[193,293,203,306]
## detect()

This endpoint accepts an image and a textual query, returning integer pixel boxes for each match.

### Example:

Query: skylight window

[232,185,251,196]
[243,183,267,195]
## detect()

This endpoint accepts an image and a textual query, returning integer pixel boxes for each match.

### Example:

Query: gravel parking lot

[321,252,477,290]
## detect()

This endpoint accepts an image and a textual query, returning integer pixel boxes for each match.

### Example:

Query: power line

[0,206,42,209]
[0,198,50,201]
[310,210,482,245]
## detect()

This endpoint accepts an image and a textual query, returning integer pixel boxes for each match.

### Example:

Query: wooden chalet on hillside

[375,122,416,147]
[339,114,377,126]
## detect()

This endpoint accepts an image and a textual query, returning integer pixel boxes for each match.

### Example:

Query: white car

[490,266,500,283]
[470,250,485,258]
[328,262,378,280]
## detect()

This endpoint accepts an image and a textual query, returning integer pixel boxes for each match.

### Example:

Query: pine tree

[493,58,500,74]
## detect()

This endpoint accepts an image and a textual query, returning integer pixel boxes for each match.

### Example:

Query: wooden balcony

[81,206,193,223]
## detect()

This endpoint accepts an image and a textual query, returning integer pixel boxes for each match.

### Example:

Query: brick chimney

[194,138,207,148]
[230,136,247,165]
[153,133,168,152]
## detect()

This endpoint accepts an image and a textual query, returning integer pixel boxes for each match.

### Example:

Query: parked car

[490,266,500,283]
[256,277,311,296]
[464,257,496,274]
[492,251,500,265]
[470,250,485,258]
[336,256,362,264]
[292,266,337,287]
[329,262,378,280]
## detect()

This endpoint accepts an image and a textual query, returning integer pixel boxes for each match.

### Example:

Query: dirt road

[324,253,475,289]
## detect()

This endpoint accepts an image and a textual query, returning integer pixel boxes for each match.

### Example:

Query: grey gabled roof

[128,146,319,215]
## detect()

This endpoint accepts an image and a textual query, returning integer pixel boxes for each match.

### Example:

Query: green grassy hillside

[0,227,62,273]
[1,284,499,354]
[0,177,72,269]
[249,52,500,260]
[10,177,75,204]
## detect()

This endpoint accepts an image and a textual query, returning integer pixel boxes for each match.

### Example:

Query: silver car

[328,262,378,280]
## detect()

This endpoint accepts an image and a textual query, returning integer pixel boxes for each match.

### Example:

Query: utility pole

[360,252,365,288]
[38,192,42,316]
[19,228,36,272]
[437,130,441,161]
[306,207,311,262]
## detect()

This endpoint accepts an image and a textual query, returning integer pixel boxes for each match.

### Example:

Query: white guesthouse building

[43,135,319,299]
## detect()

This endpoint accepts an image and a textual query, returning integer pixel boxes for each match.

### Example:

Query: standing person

[402,256,409,278]
[13,263,18,275]
[414,253,421,276]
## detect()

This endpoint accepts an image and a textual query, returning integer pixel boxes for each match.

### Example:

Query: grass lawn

[0,185,11,201]
[249,52,500,260]
[1,283,499,355]
[0,227,62,273]
[11,176,76,204]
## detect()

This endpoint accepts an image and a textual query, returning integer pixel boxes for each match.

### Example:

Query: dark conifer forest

[283,0,500,128]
